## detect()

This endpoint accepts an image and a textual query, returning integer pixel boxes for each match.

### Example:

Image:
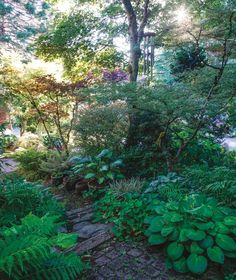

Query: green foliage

[108,178,146,196]
[43,134,63,150]
[12,149,48,181]
[0,213,85,280]
[145,194,236,274]
[184,165,236,207]
[72,149,124,185]
[171,44,207,75]
[144,173,188,201]
[40,151,69,177]
[74,103,128,156]
[94,190,151,240]
[0,124,17,154]
[0,177,65,227]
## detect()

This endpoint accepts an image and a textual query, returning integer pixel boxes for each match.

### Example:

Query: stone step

[67,205,93,218]
[71,212,94,224]
[76,231,113,254]
[74,223,113,239]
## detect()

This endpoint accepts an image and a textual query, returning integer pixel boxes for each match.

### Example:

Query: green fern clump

[0,214,86,280]
[0,177,65,227]
[184,165,236,207]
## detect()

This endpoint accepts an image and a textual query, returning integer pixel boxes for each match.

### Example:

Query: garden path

[55,195,217,280]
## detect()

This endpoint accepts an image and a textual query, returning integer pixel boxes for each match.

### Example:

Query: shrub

[94,190,152,240]
[74,103,128,156]
[145,194,236,274]
[0,177,65,227]
[72,149,124,186]
[40,151,69,177]
[16,132,45,151]
[12,149,48,181]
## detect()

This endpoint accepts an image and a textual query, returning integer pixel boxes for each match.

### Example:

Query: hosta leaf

[194,222,214,231]
[216,234,236,251]
[179,229,189,242]
[224,216,236,227]
[199,235,214,249]
[148,234,166,245]
[186,229,206,241]
[167,242,184,260]
[207,246,224,264]
[187,254,208,274]
[224,251,236,258]
[190,242,204,254]
[161,226,174,237]
[170,213,183,222]
[149,217,164,232]
[173,257,189,273]
[214,222,229,234]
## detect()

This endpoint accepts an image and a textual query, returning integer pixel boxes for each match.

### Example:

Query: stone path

[54,196,222,280]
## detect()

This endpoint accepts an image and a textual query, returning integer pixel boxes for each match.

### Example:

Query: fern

[0,214,86,280]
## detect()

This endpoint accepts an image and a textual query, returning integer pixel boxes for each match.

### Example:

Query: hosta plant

[72,149,124,185]
[145,194,236,274]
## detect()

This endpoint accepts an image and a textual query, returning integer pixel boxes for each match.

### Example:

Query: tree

[0,0,49,52]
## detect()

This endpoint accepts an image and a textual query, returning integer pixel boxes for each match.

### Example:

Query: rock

[75,224,112,239]
[71,212,94,224]
[73,221,91,232]
[76,231,113,254]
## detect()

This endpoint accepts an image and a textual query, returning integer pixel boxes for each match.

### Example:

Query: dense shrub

[0,176,65,227]
[145,194,236,274]
[12,149,48,181]
[74,103,128,156]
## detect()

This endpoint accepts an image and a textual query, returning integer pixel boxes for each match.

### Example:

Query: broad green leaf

[170,213,183,222]
[173,257,189,273]
[194,222,214,230]
[224,251,236,258]
[187,254,208,274]
[161,226,174,237]
[167,242,184,260]
[148,234,166,245]
[186,229,206,241]
[214,222,229,234]
[199,235,214,249]
[216,234,236,251]
[224,216,236,227]
[106,172,114,180]
[190,242,204,254]
[149,217,164,232]
[207,246,224,264]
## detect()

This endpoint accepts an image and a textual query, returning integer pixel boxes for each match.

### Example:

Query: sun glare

[174,6,189,25]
